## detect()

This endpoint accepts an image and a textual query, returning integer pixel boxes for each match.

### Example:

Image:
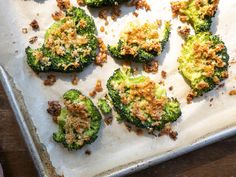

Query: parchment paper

[1,0,236,176]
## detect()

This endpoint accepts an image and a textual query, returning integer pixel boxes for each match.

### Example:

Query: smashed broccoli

[178,32,229,98]
[171,0,219,33]
[26,7,98,72]
[107,67,181,130]
[53,89,102,150]
[97,98,112,114]
[108,21,171,63]
[84,0,127,7]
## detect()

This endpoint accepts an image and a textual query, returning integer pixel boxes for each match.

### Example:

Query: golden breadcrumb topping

[64,99,91,145]
[193,41,227,84]
[171,0,219,21]
[120,21,162,56]
[116,78,167,122]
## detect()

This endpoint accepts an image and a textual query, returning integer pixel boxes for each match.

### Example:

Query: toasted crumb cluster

[128,0,151,11]
[52,11,65,21]
[56,0,72,10]
[229,90,236,96]
[95,38,107,66]
[143,60,159,73]
[158,123,178,140]
[177,25,190,38]
[29,36,38,44]
[89,80,103,97]
[30,20,39,30]
[44,74,57,86]
[98,5,122,22]
[171,0,219,33]
[47,101,62,118]
[77,0,85,6]
[71,75,79,85]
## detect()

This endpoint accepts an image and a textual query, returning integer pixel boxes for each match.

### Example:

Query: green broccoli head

[97,98,112,114]
[107,67,181,130]
[178,32,229,98]
[84,0,127,7]
[171,0,219,33]
[52,89,102,150]
[108,21,171,63]
[26,7,98,73]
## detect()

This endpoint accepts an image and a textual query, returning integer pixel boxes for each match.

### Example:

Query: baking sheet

[0,0,236,177]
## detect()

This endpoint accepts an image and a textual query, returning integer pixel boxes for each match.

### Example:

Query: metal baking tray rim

[1,64,236,177]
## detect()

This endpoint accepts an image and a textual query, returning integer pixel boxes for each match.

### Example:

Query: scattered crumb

[209,104,212,107]
[30,19,39,30]
[89,90,97,97]
[95,80,103,92]
[22,28,28,34]
[29,36,38,44]
[77,0,85,6]
[209,98,214,102]
[124,123,132,132]
[44,74,56,86]
[89,80,103,97]
[95,38,107,66]
[15,50,18,54]
[105,21,109,26]
[158,123,178,140]
[161,70,167,79]
[47,101,61,122]
[71,74,79,85]
[56,0,71,10]
[111,5,121,21]
[143,60,159,73]
[133,11,139,17]
[187,91,196,104]
[85,149,91,155]
[229,90,236,96]
[104,116,113,125]
[100,26,105,33]
[98,8,108,21]
[135,128,143,136]
[177,26,190,38]
[169,86,173,91]
[128,0,151,11]
[52,11,65,21]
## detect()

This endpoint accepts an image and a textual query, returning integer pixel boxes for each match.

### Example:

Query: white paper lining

[0,0,236,176]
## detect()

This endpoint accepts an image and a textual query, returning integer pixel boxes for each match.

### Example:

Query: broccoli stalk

[107,67,181,130]
[97,98,112,114]
[26,7,98,73]
[108,21,171,63]
[178,32,229,98]
[52,89,102,150]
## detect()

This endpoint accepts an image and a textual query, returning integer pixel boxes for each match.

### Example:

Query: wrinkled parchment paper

[1,0,236,176]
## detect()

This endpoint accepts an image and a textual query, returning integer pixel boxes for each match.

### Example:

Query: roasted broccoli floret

[84,0,127,7]
[178,32,229,99]
[52,89,102,150]
[97,98,112,114]
[108,21,171,63]
[171,0,219,33]
[26,7,98,72]
[107,67,181,130]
